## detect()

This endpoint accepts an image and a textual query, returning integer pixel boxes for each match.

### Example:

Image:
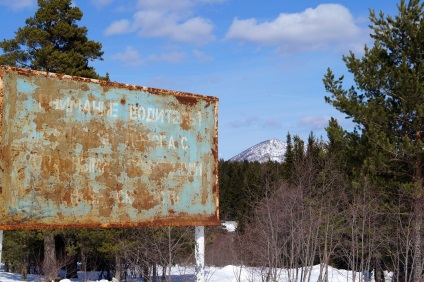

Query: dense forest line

[219,132,413,282]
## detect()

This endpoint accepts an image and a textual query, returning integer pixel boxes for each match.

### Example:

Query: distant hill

[228,139,287,163]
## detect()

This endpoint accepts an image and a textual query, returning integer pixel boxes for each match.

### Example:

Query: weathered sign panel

[0,66,219,230]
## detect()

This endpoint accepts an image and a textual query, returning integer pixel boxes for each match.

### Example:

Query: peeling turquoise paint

[0,67,219,230]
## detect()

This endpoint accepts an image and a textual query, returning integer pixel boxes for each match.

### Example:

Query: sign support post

[195,226,205,282]
[0,230,3,272]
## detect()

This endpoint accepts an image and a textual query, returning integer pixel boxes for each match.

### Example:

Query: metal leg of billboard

[0,230,3,272]
[195,226,205,282]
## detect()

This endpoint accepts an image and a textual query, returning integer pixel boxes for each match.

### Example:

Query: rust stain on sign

[0,66,219,230]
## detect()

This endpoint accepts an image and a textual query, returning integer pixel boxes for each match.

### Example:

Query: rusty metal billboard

[0,66,219,230]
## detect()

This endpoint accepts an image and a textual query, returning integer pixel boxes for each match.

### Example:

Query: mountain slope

[228,139,286,163]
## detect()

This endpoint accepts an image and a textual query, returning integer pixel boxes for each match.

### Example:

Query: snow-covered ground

[0,264,392,281]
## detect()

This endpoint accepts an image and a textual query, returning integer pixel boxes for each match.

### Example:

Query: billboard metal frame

[0,66,219,230]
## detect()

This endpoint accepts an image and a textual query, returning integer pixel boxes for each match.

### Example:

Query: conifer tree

[283,132,294,181]
[323,1,424,280]
[293,135,305,163]
[0,0,105,79]
[306,132,321,160]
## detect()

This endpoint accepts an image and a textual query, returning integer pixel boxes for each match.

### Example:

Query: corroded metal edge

[0,68,3,200]
[0,213,220,230]
[0,66,218,102]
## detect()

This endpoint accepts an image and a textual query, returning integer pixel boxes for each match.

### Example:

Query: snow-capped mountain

[228,139,287,163]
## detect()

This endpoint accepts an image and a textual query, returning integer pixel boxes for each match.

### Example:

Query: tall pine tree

[323,1,424,280]
[283,132,294,181]
[0,0,105,79]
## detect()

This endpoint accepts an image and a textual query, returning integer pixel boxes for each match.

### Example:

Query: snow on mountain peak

[228,139,287,163]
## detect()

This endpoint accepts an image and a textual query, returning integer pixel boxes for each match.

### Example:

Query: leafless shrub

[206,226,237,267]
[235,145,349,282]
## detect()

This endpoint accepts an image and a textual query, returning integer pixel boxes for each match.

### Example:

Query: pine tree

[323,1,424,280]
[3,230,44,280]
[283,132,294,181]
[0,0,105,79]
[306,131,323,170]
[293,135,305,163]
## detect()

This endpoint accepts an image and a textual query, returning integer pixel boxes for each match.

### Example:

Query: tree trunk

[374,254,383,282]
[21,263,28,281]
[413,201,422,282]
[152,263,157,282]
[161,265,166,281]
[66,254,78,278]
[115,254,121,282]
[142,263,149,281]
[413,165,423,282]
[43,232,56,282]
[0,230,3,270]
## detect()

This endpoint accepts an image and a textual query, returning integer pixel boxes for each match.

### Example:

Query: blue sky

[0,0,399,159]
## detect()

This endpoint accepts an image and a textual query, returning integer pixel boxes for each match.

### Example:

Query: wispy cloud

[146,76,180,89]
[136,0,193,12]
[105,0,221,45]
[147,52,186,63]
[228,116,259,128]
[136,0,225,11]
[112,46,187,66]
[263,118,283,129]
[226,4,367,55]
[90,0,113,9]
[228,116,286,129]
[192,50,213,62]
[298,115,330,130]
[104,19,132,36]
[0,0,34,10]
[132,11,214,45]
[111,46,144,67]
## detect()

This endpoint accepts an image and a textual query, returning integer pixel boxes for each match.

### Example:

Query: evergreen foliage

[323,0,424,181]
[219,159,285,229]
[0,0,105,79]
[283,132,294,181]
[323,0,424,280]
[3,230,44,280]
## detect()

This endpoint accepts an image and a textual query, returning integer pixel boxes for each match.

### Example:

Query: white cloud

[263,118,283,128]
[136,0,225,11]
[0,0,34,10]
[90,0,113,9]
[104,0,218,45]
[112,47,188,66]
[298,116,330,130]
[136,0,193,12]
[226,4,366,54]
[200,0,225,3]
[192,50,213,62]
[228,116,259,128]
[132,10,214,44]
[147,52,186,63]
[112,46,144,67]
[104,19,132,36]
